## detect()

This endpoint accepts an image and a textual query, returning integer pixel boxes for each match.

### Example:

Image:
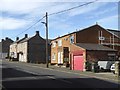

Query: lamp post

[42,12,49,68]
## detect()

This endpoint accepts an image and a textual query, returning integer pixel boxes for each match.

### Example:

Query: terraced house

[10,31,50,63]
[0,37,13,59]
[51,24,120,71]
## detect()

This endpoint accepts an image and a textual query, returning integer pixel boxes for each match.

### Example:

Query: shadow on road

[2,68,54,79]
[2,67,120,89]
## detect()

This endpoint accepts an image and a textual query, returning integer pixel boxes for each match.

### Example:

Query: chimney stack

[25,34,28,38]
[2,39,4,42]
[36,31,39,36]
[16,37,19,41]
[6,37,8,40]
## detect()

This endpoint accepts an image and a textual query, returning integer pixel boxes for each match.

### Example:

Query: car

[110,64,115,74]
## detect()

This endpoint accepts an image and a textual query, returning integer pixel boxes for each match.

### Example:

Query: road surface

[1,60,119,89]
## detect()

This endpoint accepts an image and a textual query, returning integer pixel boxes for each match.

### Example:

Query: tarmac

[26,62,120,84]
[2,59,120,84]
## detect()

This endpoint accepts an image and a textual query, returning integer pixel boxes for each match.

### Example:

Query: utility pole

[112,33,115,49]
[45,12,49,68]
[42,12,49,68]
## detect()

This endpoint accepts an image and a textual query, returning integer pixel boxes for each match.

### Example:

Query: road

[1,60,120,89]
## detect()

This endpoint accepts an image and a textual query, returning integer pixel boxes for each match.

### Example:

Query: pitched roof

[51,24,120,41]
[20,37,32,43]
[12,37,26,44]
[75,43,117,51]
[107,29,120,37]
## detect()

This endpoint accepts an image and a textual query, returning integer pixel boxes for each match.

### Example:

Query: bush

[85,61,92,71]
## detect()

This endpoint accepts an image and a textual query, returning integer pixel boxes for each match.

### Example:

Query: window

[70,35,74,43]
[52,42,56,47]
[58,39,62,46]
[52,53,56,60]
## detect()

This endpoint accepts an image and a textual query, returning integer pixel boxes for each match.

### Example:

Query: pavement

[18,62,120,84]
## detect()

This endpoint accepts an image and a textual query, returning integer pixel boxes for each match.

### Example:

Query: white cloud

[1,0,119,2]
[68,2,108,16]
[0,1,46,14]
[98,15,118,23]
[97,15,118,29]
[0,0,118,31]
[0,17,28,30]
[88,8,117,20]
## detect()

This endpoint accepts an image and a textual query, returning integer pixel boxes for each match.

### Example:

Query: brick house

[51,24,120,69]
[10,31,50,63]
[0,37,13,59]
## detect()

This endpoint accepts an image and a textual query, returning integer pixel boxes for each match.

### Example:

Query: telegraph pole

[45,12,49,68]
[41,12,49,68]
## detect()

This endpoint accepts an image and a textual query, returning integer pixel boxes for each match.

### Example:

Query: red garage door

[73,55,84,71]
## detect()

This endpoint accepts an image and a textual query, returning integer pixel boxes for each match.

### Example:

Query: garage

[73,55,84,71]
[71,50,85,71]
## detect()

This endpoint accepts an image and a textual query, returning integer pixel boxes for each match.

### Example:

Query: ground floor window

[52,53,56,60]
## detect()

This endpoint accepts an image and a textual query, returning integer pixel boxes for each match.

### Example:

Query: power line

[13,0,98,38]
[14,15,45,38]
[49,0,99,16]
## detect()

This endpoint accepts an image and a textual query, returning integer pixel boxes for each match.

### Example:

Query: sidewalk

[29,63,120,84]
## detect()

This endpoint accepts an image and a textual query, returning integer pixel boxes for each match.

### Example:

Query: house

[51,24,120,71]
[9,34,28,61]
[10,31,50,63]
[0,37,13,59]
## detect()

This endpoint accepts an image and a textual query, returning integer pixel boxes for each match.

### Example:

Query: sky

[0,0,119,41]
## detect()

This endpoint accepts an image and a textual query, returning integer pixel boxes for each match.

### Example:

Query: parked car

[98,61,115,72]
[110,64,115,74]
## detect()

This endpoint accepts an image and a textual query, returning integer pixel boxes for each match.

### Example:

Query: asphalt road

[1,60,120,89]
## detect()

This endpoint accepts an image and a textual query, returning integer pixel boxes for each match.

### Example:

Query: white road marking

[46,76,56,79]
[6,61,120,84]
[2,77,37,82]
[15,67,73,84]
[26,65,120,83]
[15,68,40,76]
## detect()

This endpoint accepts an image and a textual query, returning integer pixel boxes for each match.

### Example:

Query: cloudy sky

[0,0,119,41]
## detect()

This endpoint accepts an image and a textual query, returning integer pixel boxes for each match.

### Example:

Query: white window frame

[58,39,62,46]
[52,53,56,60]
[52,42,56,48]
[70,35,74,43]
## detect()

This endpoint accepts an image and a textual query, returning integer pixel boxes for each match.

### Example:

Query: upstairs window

[58,39,62,46]
[70,35,74,43]
[52,41,56,48]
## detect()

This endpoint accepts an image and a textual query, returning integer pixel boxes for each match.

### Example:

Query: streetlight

[41,12,49,68]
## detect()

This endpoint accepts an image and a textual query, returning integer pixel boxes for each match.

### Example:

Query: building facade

[10,31,50,63]
[51,24,120,70]
[10,35,28,61]
[0,37,13,59]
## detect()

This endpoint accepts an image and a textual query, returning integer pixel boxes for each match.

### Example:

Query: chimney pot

[6,37,8,40]
[16,37,19,41]
[25,34,28,38]
[2,39,4,42]
[36,31,39,36]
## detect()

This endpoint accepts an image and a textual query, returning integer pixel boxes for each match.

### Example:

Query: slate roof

[107,29,120,37]
[20,37,32,43]
[75,43,117,51]
[51,24,120,41]
[19,36,52,44]
[12,37,26,44]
